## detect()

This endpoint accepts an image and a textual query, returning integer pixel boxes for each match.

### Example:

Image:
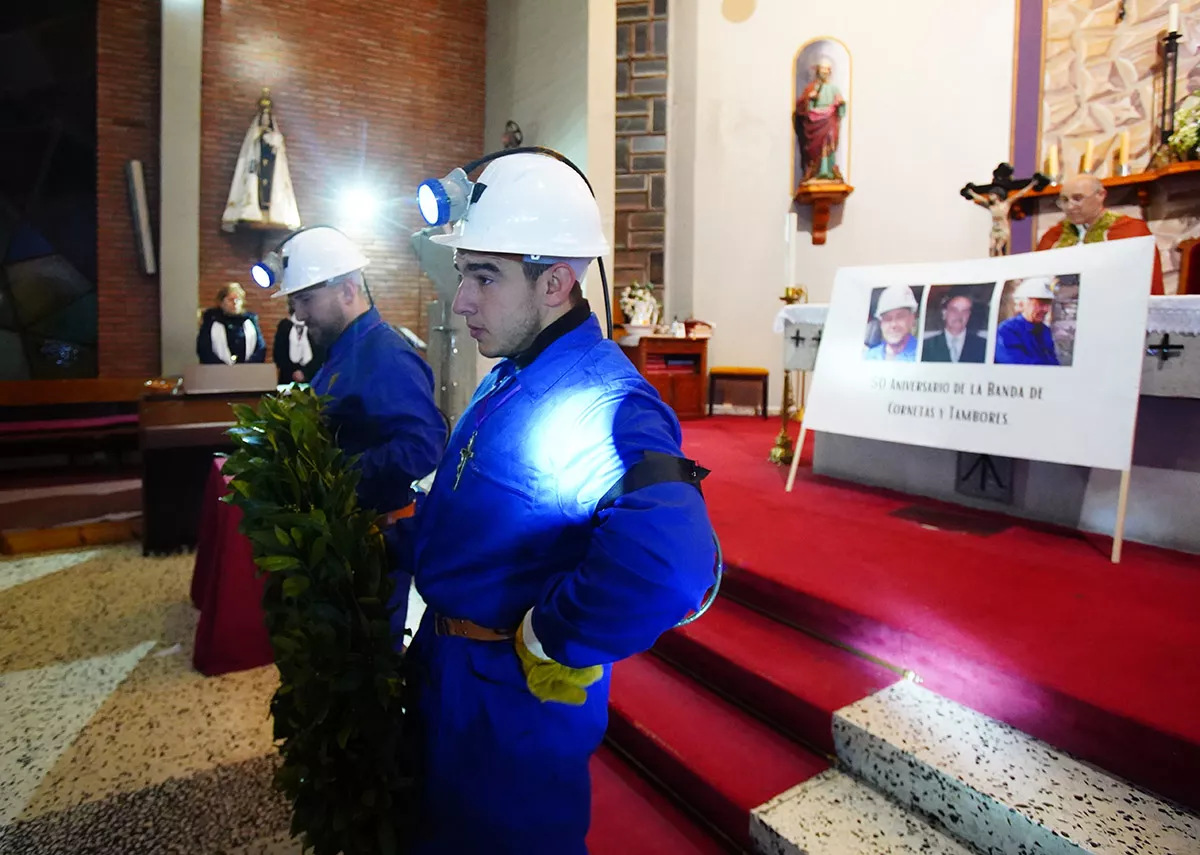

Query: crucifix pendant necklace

[453,433,477,490]
[452,376,522,491]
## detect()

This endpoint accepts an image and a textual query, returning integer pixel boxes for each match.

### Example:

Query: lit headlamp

[417,167,473,227]
[251,250,282,289]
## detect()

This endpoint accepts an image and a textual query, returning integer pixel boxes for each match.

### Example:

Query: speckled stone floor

[834,681,1200,855]
[0,545,295,854]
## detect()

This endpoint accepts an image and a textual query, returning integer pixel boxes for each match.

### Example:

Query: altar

[777,296,1200,554]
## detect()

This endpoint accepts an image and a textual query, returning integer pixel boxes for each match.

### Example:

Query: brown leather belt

[434,614,515,642]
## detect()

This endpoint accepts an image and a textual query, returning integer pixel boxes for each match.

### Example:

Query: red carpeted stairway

[588,415,1200,852]
[681,416,1200,811]
[607,652,830,850]
[653,598,897,754]
[588,745,728,854]
[589,597,898,851]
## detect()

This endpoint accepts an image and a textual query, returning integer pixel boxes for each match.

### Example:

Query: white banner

[802,238,1156,471]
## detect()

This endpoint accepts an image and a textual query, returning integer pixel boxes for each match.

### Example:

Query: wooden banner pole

[1111,468,1132,563]
[785,423,808,492]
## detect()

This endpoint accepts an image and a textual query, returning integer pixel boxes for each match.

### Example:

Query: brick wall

[97,0,161,378]
[95,0,488,378]
[614,0,668,319]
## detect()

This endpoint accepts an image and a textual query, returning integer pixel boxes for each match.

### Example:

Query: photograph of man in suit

[922,288,989,364]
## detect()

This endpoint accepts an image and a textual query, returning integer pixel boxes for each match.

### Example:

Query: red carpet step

[653,598,898,754]
[607,653,828,849]
[682,416,1200,810]
[587,746,728,855]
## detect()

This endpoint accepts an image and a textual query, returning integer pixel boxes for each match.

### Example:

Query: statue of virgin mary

[222,89,302,232]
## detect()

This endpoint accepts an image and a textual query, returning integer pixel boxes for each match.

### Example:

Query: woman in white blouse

[196,283,266,365]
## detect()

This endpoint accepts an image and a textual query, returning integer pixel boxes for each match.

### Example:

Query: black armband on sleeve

[593,451,710,518]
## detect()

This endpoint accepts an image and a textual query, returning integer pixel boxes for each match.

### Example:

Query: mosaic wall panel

[1040,0,1200,292]
[0,3,99,379]
[615,0,668,319]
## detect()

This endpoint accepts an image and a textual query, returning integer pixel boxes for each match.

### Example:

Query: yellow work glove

[515,620,603,706]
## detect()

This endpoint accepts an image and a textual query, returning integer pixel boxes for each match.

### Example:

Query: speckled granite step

[751,768,975,855]
[833,681,1200,855]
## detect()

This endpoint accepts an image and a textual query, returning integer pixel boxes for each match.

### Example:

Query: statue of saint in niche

[794,57,846,184]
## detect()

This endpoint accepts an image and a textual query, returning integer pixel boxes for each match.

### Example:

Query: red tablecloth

[191,457,274,676]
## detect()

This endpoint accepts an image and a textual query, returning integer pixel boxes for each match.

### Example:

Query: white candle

[1082,139,1095,173]
[1047,143,1059,178]
[784,212,791,288]
[1119,131,1130,167]
[1169,3,1180,34]
[787,212,798,289]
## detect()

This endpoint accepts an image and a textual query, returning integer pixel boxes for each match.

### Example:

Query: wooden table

[139,393,264,555]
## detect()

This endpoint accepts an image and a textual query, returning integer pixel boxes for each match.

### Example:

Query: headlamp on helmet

[251,251,282,290]
[417,167,473,227]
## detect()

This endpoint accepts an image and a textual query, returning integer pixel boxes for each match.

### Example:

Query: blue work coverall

[995,315,1060,365]
[404,304,716,854]
[312,306,446,619]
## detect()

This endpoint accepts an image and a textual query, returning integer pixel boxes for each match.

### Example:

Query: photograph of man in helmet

[864,284,924,362]
[266,225,447,624]
[397,152,717,854]
[994,275,1074,366]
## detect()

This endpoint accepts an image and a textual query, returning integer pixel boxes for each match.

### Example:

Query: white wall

[160,0,205,377]
[480,0,615,381]
[670,0,1016,406]
[485,0,589,167]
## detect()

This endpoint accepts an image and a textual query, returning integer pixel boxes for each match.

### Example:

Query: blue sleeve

[354,347,447,510]
[529,387,718,669]
[995,325,1017,364]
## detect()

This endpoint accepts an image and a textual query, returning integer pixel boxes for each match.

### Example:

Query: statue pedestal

[793,182,854,245]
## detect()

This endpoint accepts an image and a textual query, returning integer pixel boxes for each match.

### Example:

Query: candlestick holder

[1150,30,1183,169]
[769,287,807,465]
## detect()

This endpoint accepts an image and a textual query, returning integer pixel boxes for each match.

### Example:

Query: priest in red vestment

[1036,174,1163,294]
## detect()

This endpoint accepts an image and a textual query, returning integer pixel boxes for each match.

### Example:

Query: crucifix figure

[961,163,1052,256]
[453,432,477,490]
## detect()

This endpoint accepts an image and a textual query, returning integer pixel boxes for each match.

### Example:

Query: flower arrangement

[1169,90,1200,161]
[620,281,660,327]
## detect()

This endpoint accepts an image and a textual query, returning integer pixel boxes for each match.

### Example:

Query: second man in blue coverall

[266,226,447,622]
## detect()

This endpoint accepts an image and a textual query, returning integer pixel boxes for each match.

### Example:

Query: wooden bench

[0,378,150,464]
[708,366,769,419]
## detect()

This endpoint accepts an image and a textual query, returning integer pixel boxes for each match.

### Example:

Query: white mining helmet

[419,152,609,260]
[250,226,370,298]
[874,285,919,317]
[1014,276,1055,301]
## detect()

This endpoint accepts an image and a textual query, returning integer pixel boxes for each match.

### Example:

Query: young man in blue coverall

[270,226,447,621]
[395,153,717,853]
